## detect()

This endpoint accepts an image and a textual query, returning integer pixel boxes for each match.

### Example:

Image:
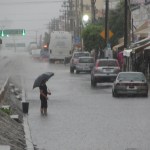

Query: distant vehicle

[70,51,90,73]
[28,42,38,54]
[48,31,72,63]
[76,56,94,74]
[91,58,120,87]
[112,72,148,97]
[40,45,49,59]
[31,49,41,60]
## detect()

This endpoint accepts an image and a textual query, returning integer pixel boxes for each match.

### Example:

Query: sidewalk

[0,77,34,150]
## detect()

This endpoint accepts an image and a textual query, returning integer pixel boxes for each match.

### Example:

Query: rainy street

[0,50,150,150]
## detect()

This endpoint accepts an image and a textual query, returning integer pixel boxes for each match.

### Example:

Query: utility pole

[105,0,109,47]
[75,0,79,37]
[80,0,83,51]
[61,1,69,31]
[124,0,130,49]
[91,0,96,23]
[69,0,74,32]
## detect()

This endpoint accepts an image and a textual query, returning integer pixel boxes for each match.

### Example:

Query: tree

[109,1,125,47]
[81,1,125,52]
[82,23,104,52]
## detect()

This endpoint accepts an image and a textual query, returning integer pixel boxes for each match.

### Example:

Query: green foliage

[109,0,125,46]
[81,1,125,50]
[82,23,105,52]
[0,108,12,115]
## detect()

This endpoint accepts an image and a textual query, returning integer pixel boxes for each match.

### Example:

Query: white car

[31,49,41,59]
[76,57,94,74]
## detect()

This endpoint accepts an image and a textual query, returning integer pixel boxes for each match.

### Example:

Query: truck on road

[49,31,72,63]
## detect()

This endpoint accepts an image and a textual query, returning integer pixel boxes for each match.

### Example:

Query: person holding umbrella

[39,80,51,115]
[33,72,54,115]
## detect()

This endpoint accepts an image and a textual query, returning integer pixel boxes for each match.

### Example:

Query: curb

[0,77,9,102]
[23,115,34,150]
[21,77,34,150]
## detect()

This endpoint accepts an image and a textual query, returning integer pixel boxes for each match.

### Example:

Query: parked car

[76,56,95,74]
[91,58,120,87]
[112,72,148,97]
[70,51,90,73]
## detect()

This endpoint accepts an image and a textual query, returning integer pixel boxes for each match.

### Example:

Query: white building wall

[132,3,150,28]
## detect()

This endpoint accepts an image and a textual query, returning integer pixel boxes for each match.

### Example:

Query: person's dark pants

[40,97,47,109]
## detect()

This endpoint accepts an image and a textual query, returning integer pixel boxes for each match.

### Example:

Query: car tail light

[73,59,79,64]
[95,62,99,69]
[140,83,148,86]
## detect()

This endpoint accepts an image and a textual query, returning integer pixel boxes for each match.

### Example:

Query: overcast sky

[0,0,62,44]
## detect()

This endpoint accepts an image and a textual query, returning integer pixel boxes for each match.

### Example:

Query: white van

[49,31,72,63]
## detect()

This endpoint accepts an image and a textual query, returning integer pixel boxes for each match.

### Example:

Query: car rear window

[118,73,146,81]
[79,58,94,63]
[98,60,118,67]
[74,53,90,58]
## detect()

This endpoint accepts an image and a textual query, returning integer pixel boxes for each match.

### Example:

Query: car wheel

[91,79,96,87]
[144,93,148,97]
[70,67,74,73]
[112,90,118,97]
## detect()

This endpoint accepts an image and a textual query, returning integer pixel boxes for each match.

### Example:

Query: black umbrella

[33,72,54,89]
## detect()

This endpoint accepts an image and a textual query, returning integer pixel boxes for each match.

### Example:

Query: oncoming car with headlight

[112,72,148,97]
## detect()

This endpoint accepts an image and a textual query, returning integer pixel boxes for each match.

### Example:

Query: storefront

[131,41,150,75]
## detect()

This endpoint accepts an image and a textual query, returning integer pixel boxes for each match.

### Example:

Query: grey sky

[0,0,62,43]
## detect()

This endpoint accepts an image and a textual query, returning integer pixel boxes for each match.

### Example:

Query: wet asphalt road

[1,50,150,150]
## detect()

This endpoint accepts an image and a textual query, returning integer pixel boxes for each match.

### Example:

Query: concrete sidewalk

[0,78,34,150]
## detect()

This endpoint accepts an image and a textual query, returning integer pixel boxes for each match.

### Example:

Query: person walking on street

[39,80,51,115]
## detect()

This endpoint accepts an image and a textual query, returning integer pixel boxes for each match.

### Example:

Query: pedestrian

[117,51,124,71]
[39,80,51,115]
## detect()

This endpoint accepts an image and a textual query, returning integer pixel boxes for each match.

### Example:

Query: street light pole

[80,0,83,51]
[105,0,109,47]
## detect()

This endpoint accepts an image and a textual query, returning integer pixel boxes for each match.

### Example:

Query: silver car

[112,72,148,97]
[70,51,90,73]
[76,57,94,74]
[91,58,120,87]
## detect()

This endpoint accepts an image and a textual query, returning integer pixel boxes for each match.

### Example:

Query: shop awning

[132,37,150,47]
[133,41,150,53]
[134,21,150,37]
[135,21,150,33]
[145,46,150,50]
[135,27,150,34]
[112,42,124,51]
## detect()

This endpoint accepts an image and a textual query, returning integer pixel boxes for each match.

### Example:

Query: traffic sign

[100,30,114,39]
[74,36,80,44]
[0,29,26,37]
